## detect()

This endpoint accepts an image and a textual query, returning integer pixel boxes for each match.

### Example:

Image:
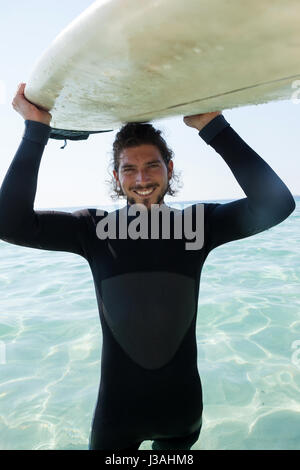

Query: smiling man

[113,144,173,208]
[0,83,295,451]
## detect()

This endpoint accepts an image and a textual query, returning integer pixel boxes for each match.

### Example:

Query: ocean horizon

[35,195,300,212]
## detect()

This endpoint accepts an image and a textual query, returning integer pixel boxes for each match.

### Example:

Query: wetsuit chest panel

[100,271,196,370]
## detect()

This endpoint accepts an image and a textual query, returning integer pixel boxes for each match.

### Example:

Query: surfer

[0,83,295,450]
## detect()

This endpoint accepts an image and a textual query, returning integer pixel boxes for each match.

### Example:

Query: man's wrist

[195,116,219,132]
[198,115,231,145]
[23,120,52,146]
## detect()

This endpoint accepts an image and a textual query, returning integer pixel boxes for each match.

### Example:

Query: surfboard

[25,0,300,136]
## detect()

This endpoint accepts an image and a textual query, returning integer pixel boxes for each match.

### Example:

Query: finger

[13,83,28,103]
[16,83,26,96]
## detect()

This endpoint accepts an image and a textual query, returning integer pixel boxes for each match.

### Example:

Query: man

[0,83,295,450]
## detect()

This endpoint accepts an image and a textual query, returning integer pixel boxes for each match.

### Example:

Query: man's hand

[183,111,222,132]
[12,83,52,126]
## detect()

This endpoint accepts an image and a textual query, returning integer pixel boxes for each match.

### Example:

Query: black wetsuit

[0,116,295,450]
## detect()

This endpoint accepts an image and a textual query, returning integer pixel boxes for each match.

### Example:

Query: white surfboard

[25,0,300,132]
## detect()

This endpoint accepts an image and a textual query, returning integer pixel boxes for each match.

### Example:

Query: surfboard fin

[49,128,113,143]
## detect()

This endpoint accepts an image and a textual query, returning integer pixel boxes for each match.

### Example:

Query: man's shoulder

[70,208,110,231]
[72,207,109,218]
[186,201,221,212]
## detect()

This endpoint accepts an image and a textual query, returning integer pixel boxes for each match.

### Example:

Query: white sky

[0,0,299,209]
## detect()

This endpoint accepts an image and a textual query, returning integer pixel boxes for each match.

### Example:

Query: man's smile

[133,186,157,197]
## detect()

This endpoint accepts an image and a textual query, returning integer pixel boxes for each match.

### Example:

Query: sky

[0,0,299,210]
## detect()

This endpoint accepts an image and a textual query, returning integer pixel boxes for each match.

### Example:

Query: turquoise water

[0,198,299,450]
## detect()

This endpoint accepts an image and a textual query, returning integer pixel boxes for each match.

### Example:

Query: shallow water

[0,198,299,450]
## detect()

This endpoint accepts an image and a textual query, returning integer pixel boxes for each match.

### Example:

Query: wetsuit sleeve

[0,120,90,258]
[198,115,296,253]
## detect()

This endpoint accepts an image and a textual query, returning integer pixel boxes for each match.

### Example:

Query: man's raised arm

[184,112,296,252]
[0,83,89,257]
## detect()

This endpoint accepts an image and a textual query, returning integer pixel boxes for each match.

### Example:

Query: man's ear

[168,160,174,179]
[113,169,119,186]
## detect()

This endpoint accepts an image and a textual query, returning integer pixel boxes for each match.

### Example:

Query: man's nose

[135,169,150,185]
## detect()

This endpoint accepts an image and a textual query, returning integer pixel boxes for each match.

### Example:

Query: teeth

[135,188,155,196]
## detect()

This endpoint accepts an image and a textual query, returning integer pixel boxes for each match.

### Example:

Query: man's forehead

[119,145,163,164]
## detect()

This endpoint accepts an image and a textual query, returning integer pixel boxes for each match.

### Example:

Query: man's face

[113,144,173,209]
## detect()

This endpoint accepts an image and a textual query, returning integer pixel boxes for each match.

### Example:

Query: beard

[127,183,168,211]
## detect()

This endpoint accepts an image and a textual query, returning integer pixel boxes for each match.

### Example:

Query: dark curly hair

[107,122,182,200]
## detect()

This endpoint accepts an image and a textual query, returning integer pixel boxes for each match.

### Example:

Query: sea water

[0,198,299,450]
